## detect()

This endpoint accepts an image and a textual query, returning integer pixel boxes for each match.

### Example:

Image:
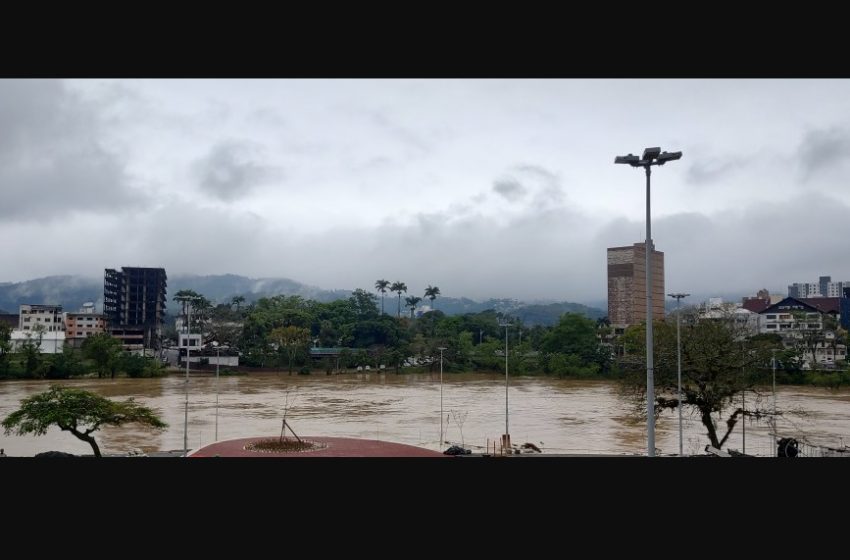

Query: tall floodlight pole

[771,348,778,443]
[498,319,512,439]
[215,343,220,441]
[668,293,689,456]
[175,295,199,455]
[616,147,682,457]
[437,346,447,448]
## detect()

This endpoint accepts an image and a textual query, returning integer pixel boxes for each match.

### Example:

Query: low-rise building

[9,329,66,354]
[64,302,106,348]
[19,304,64,332]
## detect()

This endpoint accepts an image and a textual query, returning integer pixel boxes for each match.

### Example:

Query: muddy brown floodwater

[1,373,848,456]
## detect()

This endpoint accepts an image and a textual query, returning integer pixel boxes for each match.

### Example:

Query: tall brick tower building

[607,242,665,333]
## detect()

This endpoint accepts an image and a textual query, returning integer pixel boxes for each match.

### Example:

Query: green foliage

[268,325,311,374]
[42,347,88,379]
[424,285,440,309]
[405,296,422,318]
[806,370,850,389]
[82,333,123,379]
[18,327,45,377]
[375,279,391,315]
[544,352,600,378]
[2,385,167,457]
[619,317,782,449]
[121,353,148,378]
[0,323,11,376]
[541,313,598,358]
[390,282,407,318]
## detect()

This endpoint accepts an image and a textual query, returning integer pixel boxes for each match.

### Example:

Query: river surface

[1,373,849,456]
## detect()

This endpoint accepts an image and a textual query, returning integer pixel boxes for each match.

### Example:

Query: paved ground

[189,437,447,457]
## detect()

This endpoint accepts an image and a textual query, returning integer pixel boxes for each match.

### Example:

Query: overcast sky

[2,79,849,304]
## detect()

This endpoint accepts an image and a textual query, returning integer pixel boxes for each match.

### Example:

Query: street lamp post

[498,319,512,449]
[668,292,689,456]
[771,348,778,443]
[215,342,220,442]
[616,147,682,457]
[437,346,447,448]
[175,295,199,455]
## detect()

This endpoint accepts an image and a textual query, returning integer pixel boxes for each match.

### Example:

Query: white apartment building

[788,276,850,298]
[18,304,64,332]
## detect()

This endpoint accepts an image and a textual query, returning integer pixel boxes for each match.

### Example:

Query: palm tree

[424,285,441,311]
[390,281,407,318]
[405,296,422,319]
[375,279,390,315]
[231,295,246,312]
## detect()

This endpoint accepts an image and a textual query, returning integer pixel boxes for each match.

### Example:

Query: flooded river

[1,373,849,456]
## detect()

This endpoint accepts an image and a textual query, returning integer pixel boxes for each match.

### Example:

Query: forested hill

[0,275,604,326]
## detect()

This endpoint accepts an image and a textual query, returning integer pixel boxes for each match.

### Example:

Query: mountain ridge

[0,273,611,326]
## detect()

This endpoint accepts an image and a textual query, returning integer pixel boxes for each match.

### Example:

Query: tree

[405,296,422,319]
[19,324,46,377]
[375,279,390,315]
[231,295,246,312]
[424,285,441,310]
[540,313,603,368]
[620,317,782,451]
[2,385,167,457]
[0,322,11,376]
[173,290,212,336]
[83,332,124,379]
[390,281,407,318]
[268,326,311,375]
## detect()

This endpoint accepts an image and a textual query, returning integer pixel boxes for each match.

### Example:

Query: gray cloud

[0,79,147,221]
[685,157,745,185]
[493,177,528,201]
[193,140,280,201]
[516,164,559,182]
[798,127,850,179]
[368,109,432,155]
[596,194,850,302]
[3,80,850,307]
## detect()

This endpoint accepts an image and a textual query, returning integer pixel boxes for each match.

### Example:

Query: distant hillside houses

[788,275,850,298]
[695,291,849,369]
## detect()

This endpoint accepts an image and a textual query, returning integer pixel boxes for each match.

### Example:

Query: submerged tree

[2,385,167,457]
[620,314,784,451]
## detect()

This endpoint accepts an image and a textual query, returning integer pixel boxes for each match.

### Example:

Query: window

[766,314,776,319]
[766,324,777,329]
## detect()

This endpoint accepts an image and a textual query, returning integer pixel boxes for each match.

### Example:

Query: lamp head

[657,151,683,165]
[642,147,661,161]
